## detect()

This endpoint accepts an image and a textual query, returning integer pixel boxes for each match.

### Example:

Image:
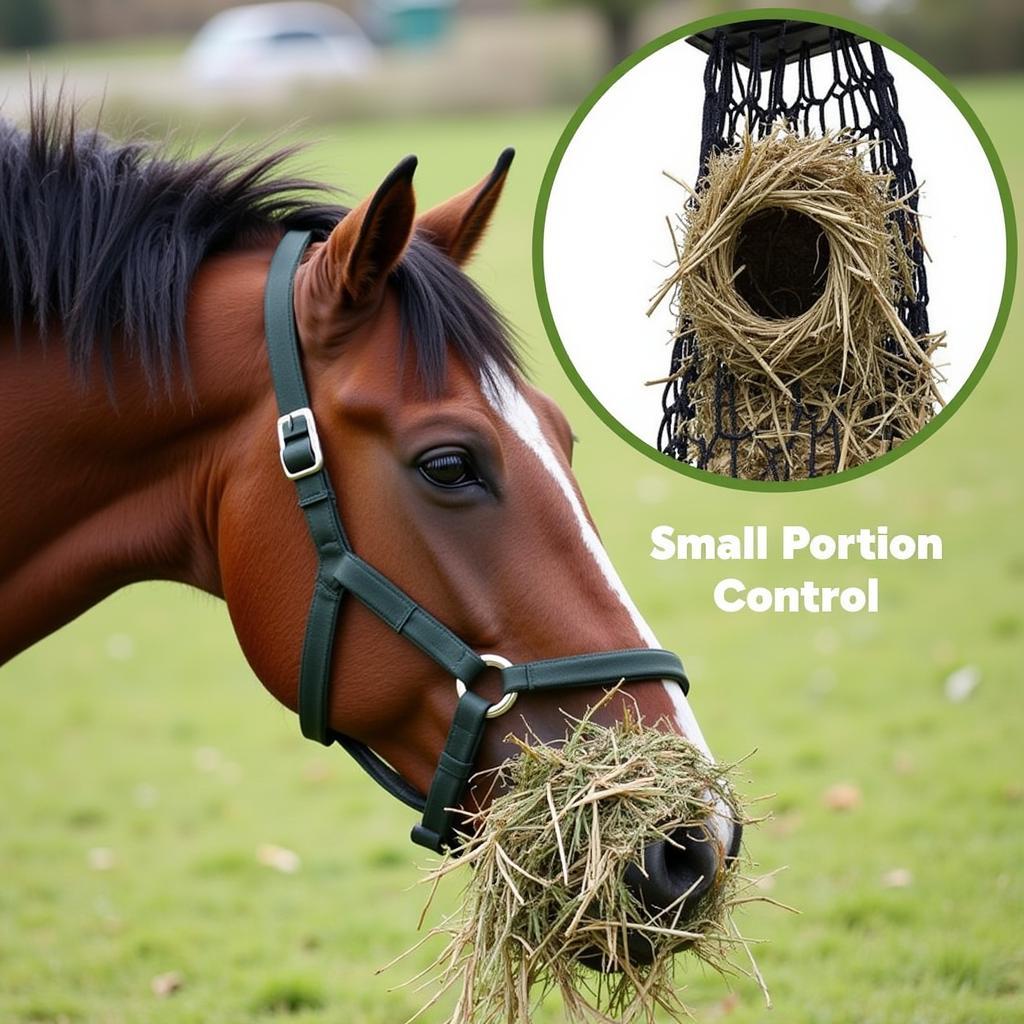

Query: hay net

[656,22,936,480]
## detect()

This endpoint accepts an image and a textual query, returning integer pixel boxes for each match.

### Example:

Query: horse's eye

[417,449,481,489]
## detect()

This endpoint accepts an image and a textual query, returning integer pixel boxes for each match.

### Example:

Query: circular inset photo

[536,13,1015,487]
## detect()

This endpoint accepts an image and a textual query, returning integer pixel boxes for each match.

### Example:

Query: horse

[0,105,740,957]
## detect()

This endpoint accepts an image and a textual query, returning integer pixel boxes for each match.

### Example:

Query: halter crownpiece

[264,229,690,852]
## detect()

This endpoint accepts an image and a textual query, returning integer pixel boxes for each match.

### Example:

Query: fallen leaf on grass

[823,783,861,812]
[708,992,741,1018]
[87,847,117,871]
[768,811,803,837]
[944,665,981,703]
[105,632,135,661]
[257,844,301,874]
[133,783,160,808]
[814,628,840,655]
[881,867,913,888]
[302,760,333,784]
[151,971,184,997]
[194,746,223,773]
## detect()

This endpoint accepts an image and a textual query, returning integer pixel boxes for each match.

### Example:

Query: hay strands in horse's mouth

[384,694,793,1024]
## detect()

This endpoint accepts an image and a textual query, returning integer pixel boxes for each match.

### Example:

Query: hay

[396,700,775,1024]
[649,126,945,480]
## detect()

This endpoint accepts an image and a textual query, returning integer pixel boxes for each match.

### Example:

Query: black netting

[658,23,931,479]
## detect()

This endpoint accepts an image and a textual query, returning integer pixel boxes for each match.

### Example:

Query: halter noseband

[264,230,690,852]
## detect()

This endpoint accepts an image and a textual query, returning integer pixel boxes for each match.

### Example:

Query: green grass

[2,79,1023,1023]
[0,34,188,69]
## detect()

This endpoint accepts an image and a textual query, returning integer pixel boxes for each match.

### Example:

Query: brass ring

[455,654,518,719]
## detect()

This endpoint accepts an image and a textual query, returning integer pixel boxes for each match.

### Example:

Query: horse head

[0,104,742,966]
[212,152,741,946]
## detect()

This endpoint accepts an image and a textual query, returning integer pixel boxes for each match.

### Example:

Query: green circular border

[532,6,1018,493]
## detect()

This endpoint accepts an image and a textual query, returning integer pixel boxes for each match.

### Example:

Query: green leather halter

[264,230,690,851]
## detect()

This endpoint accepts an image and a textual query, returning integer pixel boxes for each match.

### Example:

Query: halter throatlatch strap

[264,230,690,852]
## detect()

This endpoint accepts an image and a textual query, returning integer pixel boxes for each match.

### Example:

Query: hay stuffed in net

[649,126,945,480]
[397,702,771,1024]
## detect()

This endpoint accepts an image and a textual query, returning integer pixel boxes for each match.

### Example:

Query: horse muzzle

[580,818,744,971]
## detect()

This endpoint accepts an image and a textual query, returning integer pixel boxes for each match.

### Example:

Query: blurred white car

[185,2,376,86]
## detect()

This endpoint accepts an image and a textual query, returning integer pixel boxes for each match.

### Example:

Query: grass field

[1,77,1022,1024]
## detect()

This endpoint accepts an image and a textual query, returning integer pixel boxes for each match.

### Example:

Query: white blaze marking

[483,374,735,851]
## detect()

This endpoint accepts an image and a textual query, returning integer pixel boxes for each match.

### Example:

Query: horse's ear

[416,147,514,266]
[316,155,418,311]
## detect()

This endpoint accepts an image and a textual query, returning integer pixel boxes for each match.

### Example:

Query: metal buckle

[455,653,518,719]
[276,407,324,480]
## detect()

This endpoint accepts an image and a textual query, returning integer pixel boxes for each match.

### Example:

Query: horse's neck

[0,249,274,664]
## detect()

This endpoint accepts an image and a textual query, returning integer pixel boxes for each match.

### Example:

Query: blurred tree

[540,0,660,69]
[0,0,57,48]
[878,0,1024,73]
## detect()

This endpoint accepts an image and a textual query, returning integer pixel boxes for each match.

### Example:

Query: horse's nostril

[592,825,723,969]
[624,825,719,919]
[580,823,740,973]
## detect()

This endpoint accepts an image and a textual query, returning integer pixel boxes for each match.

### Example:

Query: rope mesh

[658,25,931,479]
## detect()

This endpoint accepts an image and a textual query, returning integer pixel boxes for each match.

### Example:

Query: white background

[542,36,1008,449]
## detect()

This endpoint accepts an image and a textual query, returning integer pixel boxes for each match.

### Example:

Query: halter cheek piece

[264,231,690,852]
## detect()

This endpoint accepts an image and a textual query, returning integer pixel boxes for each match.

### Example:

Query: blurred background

[1,2,1021,1023]
[0,0,1022,126]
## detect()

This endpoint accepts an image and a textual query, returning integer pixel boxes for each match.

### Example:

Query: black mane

[0,104,518,392]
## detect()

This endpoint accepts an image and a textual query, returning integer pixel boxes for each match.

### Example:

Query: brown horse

[0,108,739,938]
